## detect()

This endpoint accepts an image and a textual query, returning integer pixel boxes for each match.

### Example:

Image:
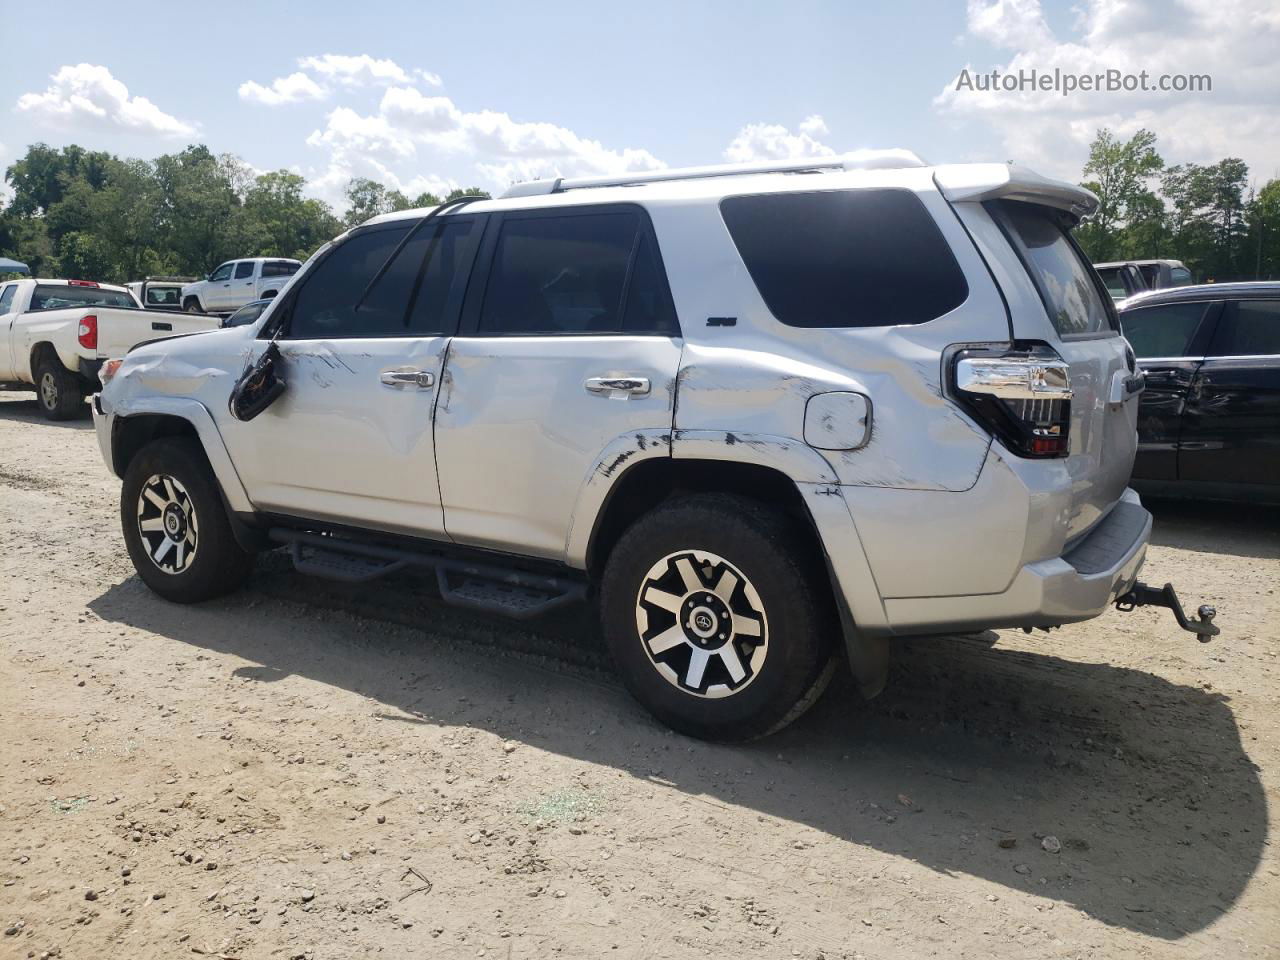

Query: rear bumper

[880,488,1150,634]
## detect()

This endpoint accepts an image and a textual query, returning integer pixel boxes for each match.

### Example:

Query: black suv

[1120,282,1280,504]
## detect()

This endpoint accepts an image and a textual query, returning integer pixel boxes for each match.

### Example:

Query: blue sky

[3,0,1276,209]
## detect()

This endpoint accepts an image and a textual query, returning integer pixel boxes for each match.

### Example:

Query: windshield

[30,284,137,311]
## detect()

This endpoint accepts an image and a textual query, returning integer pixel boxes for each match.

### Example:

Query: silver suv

[93,153,1213,740]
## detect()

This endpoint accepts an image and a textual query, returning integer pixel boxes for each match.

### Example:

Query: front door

[0,283,18,380]
[1179,298,1280,488]
[223,214,482,537]
[204,262,235,311]
[435,205,682,561]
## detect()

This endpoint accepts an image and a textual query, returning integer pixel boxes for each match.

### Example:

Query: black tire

[121,438,255,603]
[183,297,203,314]
[600,494,836,741]
[34,355,85,421]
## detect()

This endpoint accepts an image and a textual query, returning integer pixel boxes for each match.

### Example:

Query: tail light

[951,343,1072,459]
[77,315,98,350]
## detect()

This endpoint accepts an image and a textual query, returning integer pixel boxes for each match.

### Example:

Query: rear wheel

[34,357,84,421]
[121,438,255,603]
[600,494,836,741]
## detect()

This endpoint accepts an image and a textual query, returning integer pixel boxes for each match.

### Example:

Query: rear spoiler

[933,164,1099,224]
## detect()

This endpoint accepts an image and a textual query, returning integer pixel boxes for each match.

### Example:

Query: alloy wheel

[634,550,768,699]
[136,474,199,575]
[39,372,58,410]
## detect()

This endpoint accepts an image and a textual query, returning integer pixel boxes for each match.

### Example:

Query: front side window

[234,261,255,280]
[29,285,136,311]
[478,211,677,336]
[1120,302,1207,358]
[288,219,477,339]
[225,300,269,328]
[1209,300,1280,357]
[1096,267,1128,301]
[999,201,1114,336]
[1170,266,1193,286]
[0,285,16,313]
[209,263,233,282]
[721,189,968,328]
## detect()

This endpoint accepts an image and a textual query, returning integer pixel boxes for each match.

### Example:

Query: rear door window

[996,201,1115,336]
[1208,300,1280,357]
[721,189,968,328]
[287,218,479,339]
[477,209,678,336]
[234,262,255,280]
[1120,302,1208,358]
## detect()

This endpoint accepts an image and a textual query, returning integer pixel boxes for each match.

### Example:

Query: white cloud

[935,0,1280,180]
[239,72,327,106]
[298,54,420,88]
[723,119,835,163]
[16,63,195,137]
[305,85,665,200]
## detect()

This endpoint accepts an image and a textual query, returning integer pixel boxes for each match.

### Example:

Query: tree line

[1,132,1277,284]
[0,143,487,283]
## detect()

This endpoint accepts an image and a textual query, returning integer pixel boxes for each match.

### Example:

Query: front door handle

[584,376,650,398]
[380,369,435,389]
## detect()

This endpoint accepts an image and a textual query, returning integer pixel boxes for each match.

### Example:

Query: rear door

[435,204,681,561]
[1179,297,1280,487]
[1118,299,1218,480]
[228,261,257,310]
[222,214,483,536]
[990,201,1138,537]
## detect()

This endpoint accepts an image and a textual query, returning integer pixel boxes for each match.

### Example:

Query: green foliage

[0,140,491,284]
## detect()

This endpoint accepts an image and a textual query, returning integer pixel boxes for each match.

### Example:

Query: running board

[1114,581,1220,641]
[270,529,585,620]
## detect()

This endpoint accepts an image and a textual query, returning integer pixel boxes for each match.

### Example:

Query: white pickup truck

[0,278,219,420]
[181,258,301,315]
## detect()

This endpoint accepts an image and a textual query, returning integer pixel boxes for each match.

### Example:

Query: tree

[1076,128,1164,262]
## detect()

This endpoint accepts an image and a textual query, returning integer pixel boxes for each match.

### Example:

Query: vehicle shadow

[1147,496,1280,561]
[0,395,94,429]
[88,557,1265,941]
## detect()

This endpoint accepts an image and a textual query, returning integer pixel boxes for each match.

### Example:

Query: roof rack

[500,149,927,199]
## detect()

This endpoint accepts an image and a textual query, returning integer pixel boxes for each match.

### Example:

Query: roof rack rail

[500,149,927,199]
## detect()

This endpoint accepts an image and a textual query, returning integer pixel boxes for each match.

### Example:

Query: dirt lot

[1,392,1277,960]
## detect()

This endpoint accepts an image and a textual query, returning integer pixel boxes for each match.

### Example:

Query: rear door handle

[584,376,650,398]
[380,369,435,389]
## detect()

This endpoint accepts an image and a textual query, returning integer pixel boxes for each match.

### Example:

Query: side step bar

[269,529,586,621]
[1115,581,1220,641]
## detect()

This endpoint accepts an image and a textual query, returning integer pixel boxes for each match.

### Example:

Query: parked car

[181,258,301,315]
[222,299,273,328]
[1096,259,1193,298]
[126,277,196,312]
[92,155,1217,740]
[0,278,219,419]
[1094,262,1148,301]
[1121,281,1280,504]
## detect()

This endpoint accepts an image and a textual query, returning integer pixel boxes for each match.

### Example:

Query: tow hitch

[1115,581,1220,641]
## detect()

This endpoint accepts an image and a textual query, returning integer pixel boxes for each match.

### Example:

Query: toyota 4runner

[92,153,1218,740]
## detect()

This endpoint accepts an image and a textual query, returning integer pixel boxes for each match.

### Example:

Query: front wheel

[183,297,203,314]
[600,494,836,741]
[121,438,255,603]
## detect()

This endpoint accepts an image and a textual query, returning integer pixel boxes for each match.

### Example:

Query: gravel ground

[1,392,1277,960]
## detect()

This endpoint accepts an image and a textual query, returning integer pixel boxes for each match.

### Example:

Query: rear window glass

[720,189,968,328]
[999,202,1114,336]
[30,285,136,311]
[1120,302,1206,358]
[145,286,181,306]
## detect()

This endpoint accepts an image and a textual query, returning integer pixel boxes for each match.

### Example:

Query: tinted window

[289,219,476,339]
[479,211,676,335]
[720,190,967,328]
[263,261,300,278]
[1120,302,1207,358]
[233,262,255,280]
[29,285,136,311]
[1170,266,1193,286]
[1138,264,1159,288]
[1096,267,1128,301]
[209,263,233,282]
[145,286,180,306]
[225,300,269,328]
[0,285,16,313]
[1210,300,1280,357]
[1000,202,1113,336]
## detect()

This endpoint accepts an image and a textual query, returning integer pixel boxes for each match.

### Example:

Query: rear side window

[720,190,968,328]
[1120,302,1207,358]
[998,201,1114,336]
[233,262,255,280]
[1209,300,1280,357]
[478,210,678,336]
[29,285,136,311]
[288,219,477,339]
[263,261,299,278]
